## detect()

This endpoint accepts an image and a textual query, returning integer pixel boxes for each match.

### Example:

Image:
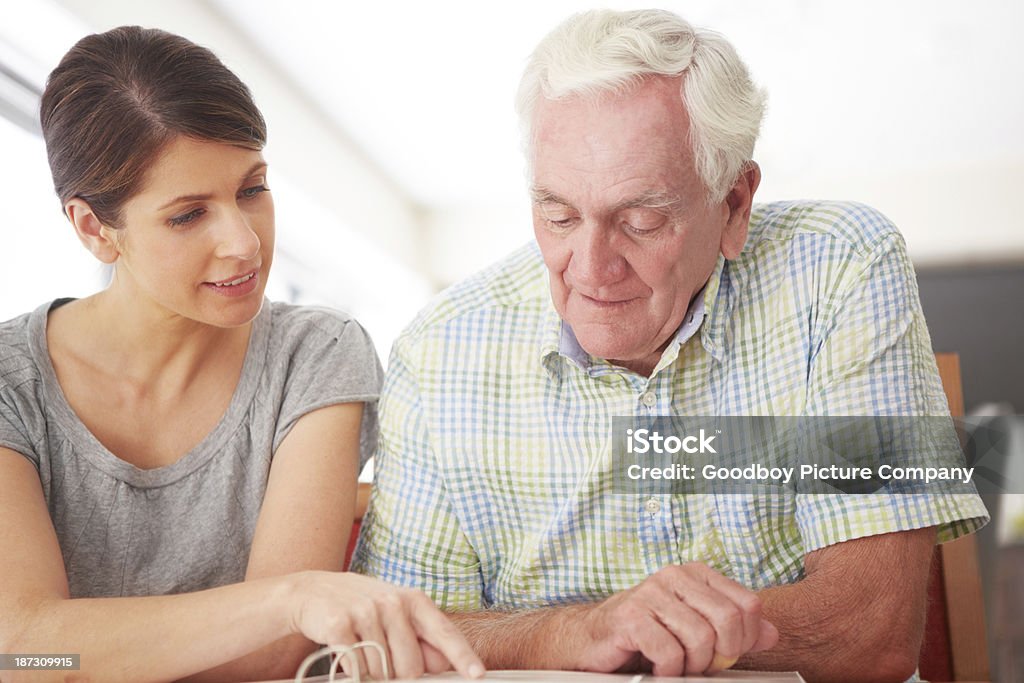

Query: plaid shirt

[352,200,988,611]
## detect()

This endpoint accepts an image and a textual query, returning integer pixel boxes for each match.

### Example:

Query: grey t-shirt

[0,298,382,598]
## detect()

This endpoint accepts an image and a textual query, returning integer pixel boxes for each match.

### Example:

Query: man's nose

[567,221,626,289]
[213,208,261,261]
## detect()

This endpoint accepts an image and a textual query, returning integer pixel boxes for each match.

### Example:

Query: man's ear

[720,161,761,260]
[65,199,121,264]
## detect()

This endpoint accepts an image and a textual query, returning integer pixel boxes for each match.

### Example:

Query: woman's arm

[0,447,293,683]
[179,402,365,682]
[0,405,481,683]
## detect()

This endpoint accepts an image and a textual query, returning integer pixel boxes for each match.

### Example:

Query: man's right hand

[571,563,779,676]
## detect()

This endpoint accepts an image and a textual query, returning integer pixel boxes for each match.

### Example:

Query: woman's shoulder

[258,302,383,446]
[263,300,380,368]
[0,308,49,464]
[267,300,360,334]
[0,308,44,392]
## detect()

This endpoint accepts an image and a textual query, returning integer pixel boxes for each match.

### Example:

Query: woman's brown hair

[40,26,267,228]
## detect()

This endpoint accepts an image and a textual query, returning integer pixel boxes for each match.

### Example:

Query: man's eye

[538,209,578,231]
[624,222,659,235]
[536,201,579,231]
[621,211,666,234]
[169,208,205,227]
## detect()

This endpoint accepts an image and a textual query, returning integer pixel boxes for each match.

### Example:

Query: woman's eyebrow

[158,192,212,211]
[240,161,268,181]
[156,162,268,211]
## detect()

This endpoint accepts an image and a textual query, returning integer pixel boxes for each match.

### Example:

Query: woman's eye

[240,184,269,199]
[169,208,205,227]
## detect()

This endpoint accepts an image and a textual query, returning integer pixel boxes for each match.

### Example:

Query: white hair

[516,9,767,204]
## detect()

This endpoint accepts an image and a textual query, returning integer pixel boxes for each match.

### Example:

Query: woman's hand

[289,571,485,679]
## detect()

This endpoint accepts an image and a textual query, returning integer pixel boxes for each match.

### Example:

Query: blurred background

[1,0,1021,678]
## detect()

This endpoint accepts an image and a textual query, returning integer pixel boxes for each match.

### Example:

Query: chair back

[919,353,990,682]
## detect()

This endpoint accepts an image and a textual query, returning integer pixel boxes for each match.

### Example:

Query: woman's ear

[65,199,121,263]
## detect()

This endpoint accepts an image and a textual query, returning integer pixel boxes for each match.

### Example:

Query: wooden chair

[342,483,371,569]
[919,353,991,682]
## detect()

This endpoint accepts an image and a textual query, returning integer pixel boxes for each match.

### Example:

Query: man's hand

[572,563,778,676]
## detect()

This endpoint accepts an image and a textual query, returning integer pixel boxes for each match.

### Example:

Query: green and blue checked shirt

[352,200,988,611]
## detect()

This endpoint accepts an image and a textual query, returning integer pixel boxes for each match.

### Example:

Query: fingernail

[468,663,485,678]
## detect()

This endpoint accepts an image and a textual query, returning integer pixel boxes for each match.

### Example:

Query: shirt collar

[538,296,563,370]
[540,274,717,377]
[649,287,706,376]
[699,254,729,363]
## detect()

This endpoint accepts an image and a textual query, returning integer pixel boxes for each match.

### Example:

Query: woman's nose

[214,208,261,261]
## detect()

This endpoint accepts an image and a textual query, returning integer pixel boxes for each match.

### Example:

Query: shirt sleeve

[350,336,484,612]
[798,212,989,550]
[273,309,384,469]
[0,378,40,469]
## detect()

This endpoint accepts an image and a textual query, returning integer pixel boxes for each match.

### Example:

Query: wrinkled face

[110,136,274,328]
[530,76,745,375]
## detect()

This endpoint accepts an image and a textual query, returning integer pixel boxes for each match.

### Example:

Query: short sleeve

[350,338,485,612]
[800,223,989,548]
[0,385,39,468]
[271,306,384,468]
[806,229,944,416]
[0,325,43,470]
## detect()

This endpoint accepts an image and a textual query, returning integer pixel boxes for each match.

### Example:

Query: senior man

[353,9,987,682]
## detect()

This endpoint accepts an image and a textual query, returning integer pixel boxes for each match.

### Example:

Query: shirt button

[645,498,661,514]
[640,391,657,407]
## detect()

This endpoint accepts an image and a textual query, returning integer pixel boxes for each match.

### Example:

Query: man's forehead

[530,81,692,176]
[526,76,702,210]
[528,133,697,210]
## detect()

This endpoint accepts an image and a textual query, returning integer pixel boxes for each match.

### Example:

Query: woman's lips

[202,269,259,297]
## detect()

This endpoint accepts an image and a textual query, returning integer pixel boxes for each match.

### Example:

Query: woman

[0,26,482,682]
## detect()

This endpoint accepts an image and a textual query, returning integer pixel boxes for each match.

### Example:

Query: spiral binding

[294,640,390,682]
